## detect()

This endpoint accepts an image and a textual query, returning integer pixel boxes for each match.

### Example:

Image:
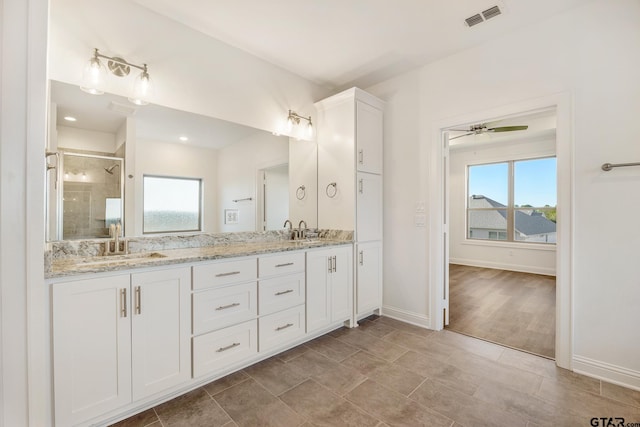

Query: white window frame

[466,156,556,245]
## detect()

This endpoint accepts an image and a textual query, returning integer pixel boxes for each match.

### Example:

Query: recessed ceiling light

[64,116,77,122]
[179,136,188,142]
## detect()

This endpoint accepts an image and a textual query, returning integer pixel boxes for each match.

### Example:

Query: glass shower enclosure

[55,152,124,240]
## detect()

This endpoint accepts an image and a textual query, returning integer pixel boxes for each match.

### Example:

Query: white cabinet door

[306,249,332,333]
[331,246,353,322]
[356,101,383,174]
[307,246,353,333]
[356,241,382,316]
[52,275,132,427]
[356,172,382,242]
[131,267,191,400]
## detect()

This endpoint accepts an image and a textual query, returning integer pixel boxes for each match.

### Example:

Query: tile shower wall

[62,154,122,239]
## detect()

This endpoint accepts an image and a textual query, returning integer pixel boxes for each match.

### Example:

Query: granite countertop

[47,238,351,279]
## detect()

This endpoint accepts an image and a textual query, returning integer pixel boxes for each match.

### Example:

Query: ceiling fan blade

[487,125,529,133]
[449,132,474,140]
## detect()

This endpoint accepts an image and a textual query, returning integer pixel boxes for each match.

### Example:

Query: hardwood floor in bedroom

[447,264,556,359]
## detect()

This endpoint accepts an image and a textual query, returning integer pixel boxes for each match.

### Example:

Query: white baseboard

[573,355,640,391]
[450,257,556,277]
[381,305,431,329]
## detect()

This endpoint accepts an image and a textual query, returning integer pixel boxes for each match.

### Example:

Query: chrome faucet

[283,219,297,240]
[298,220,307,240]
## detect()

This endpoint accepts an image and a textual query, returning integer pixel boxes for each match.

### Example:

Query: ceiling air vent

[482,5,502,21]
[465,13,484,27]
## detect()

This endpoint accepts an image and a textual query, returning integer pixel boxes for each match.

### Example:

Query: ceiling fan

[448,123,528,140]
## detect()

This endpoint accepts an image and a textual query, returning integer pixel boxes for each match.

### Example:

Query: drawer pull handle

[215,271,241,277]
[216,342,240,352]
[275,262,294,268]
[215,302,240,311]
[275,289,294,296]
[276,323,294,331]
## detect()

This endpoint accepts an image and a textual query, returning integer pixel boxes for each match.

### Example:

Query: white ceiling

[132,0,591,89]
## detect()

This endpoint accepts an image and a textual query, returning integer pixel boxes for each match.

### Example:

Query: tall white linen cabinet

[315,88,384,320]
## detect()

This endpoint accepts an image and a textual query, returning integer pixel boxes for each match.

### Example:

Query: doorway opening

[443,108,558,359]
[257,163,289,231]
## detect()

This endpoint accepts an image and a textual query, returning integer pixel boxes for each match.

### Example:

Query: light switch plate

[414,214,426,227]
[415,201,426,213]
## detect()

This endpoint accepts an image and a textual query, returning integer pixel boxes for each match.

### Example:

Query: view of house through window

[143,175,202,234]
[467,157,557,243]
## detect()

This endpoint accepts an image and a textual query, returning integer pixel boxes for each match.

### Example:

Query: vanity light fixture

[287,110,314,138]
[80,48,154,106]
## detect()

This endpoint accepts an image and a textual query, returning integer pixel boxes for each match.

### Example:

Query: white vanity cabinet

[316,87,384,320]
[258,252,306,351]
[306,246,353,333]
[192,257,258,378]
[52,267,191,426]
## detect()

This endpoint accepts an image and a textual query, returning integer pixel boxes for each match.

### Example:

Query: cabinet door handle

[135,286,141,315]
[275,262,294,268]
[328,257,333,273]
[359,251,364,266]
[216,342,240,353]
[215,271,240,277]
[358,149,364,165]
[275,323,294,331]
[120,288,127,318]
[275,289,294,296]
[332,256,337,273]
[216,302,240,311]
[358,179,363,194]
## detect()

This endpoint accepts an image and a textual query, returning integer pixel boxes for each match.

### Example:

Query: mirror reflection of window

[143,175,202,234]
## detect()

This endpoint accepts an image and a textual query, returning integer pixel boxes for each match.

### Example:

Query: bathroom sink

[77,252,167,266]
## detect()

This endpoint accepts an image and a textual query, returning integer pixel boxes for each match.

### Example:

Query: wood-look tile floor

[447,264,556,359]
[110,316,640,427]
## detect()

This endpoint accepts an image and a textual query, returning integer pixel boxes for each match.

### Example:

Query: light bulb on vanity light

[80,49,107,95]
[128,65,153,106]
[306,120,314,138]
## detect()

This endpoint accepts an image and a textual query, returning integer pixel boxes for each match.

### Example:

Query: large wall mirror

[46,80,311,241]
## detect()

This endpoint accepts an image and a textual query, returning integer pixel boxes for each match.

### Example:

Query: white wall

[1,0,49,425]
[48,0,331,137]
[449,135,557,276]
[217,132,289,232]
[132,139,218,236]
[367,0,640,387]
[57,126,117,153]
[289,139,318,228]
[363,69,430,325]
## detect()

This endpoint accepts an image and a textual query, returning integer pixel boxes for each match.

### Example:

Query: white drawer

[258,252,305,278]
[259,304,305,352]
[192,320,258,378]
[193,258,257,290]
[192,282,257,335]
[258,273,305,316]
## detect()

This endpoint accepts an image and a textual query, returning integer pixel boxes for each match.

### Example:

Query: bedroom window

[467,157,556,244]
